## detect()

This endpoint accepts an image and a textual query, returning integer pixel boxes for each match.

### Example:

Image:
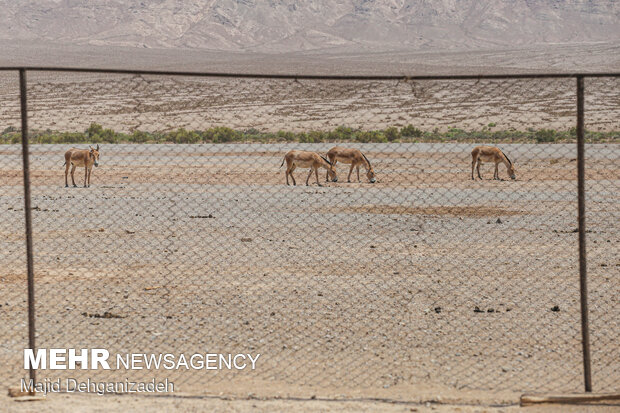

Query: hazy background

[0,0,619,74]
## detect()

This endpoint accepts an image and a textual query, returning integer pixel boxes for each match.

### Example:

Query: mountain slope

[0,0,618,52]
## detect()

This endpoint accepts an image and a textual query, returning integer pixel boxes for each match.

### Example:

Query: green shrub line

[1,123,618,144]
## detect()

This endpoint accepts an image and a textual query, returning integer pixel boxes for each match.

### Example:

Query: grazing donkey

[64,145,100,187]
[280,150,337,186]
[325,147,376,183]
[471,146,515,180]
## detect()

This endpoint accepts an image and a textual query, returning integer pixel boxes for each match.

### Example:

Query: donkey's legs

[315,168,322,187]
[65,163,71,187]
[70,165,77,187]
[471,154,479,180]
[287,165,296,186]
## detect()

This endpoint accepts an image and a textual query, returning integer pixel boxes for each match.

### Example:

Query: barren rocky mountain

[0,0,618,53]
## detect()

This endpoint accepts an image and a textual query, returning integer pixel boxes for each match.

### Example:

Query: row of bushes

[1,124,617,144]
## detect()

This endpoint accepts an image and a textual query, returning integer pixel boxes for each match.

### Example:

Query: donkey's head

[321,156,338,182]
[507,163,516,180]
[366,165,376,183]
[501,150,516,180]
[89,145,100,167]
[362,153,376,183]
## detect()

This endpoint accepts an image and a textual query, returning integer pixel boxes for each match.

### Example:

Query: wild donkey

[325,147,376,183]
[280,150,337,186]
[471,146,515,180]
[64,145,100,187]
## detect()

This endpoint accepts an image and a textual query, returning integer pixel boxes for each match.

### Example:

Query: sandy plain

[0,143,618,409]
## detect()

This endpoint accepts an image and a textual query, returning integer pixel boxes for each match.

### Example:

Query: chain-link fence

[0,69,618,404]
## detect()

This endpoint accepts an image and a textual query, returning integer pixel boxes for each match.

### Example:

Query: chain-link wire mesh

[0,70,618,403]
[0,71,28,392]
[584,77,620,393]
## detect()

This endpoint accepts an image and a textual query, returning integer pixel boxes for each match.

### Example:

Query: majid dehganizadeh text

[21,348,260,395]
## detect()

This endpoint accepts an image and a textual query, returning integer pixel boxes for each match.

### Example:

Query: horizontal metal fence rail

[1,66,620,79]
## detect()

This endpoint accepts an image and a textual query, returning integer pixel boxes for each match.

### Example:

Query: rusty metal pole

[576,75,592,392]
[19,69,36,384]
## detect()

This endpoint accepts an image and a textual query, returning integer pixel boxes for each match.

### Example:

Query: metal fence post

[19,68,36,384]
[576,75,592,392]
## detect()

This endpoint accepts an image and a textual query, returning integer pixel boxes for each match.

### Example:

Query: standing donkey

[64,145,100,187]
[471,146,515,180]
[325,147,376,183]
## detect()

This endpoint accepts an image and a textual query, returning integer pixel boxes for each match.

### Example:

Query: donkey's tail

[62,161,66,167]
[280,157,285,168]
